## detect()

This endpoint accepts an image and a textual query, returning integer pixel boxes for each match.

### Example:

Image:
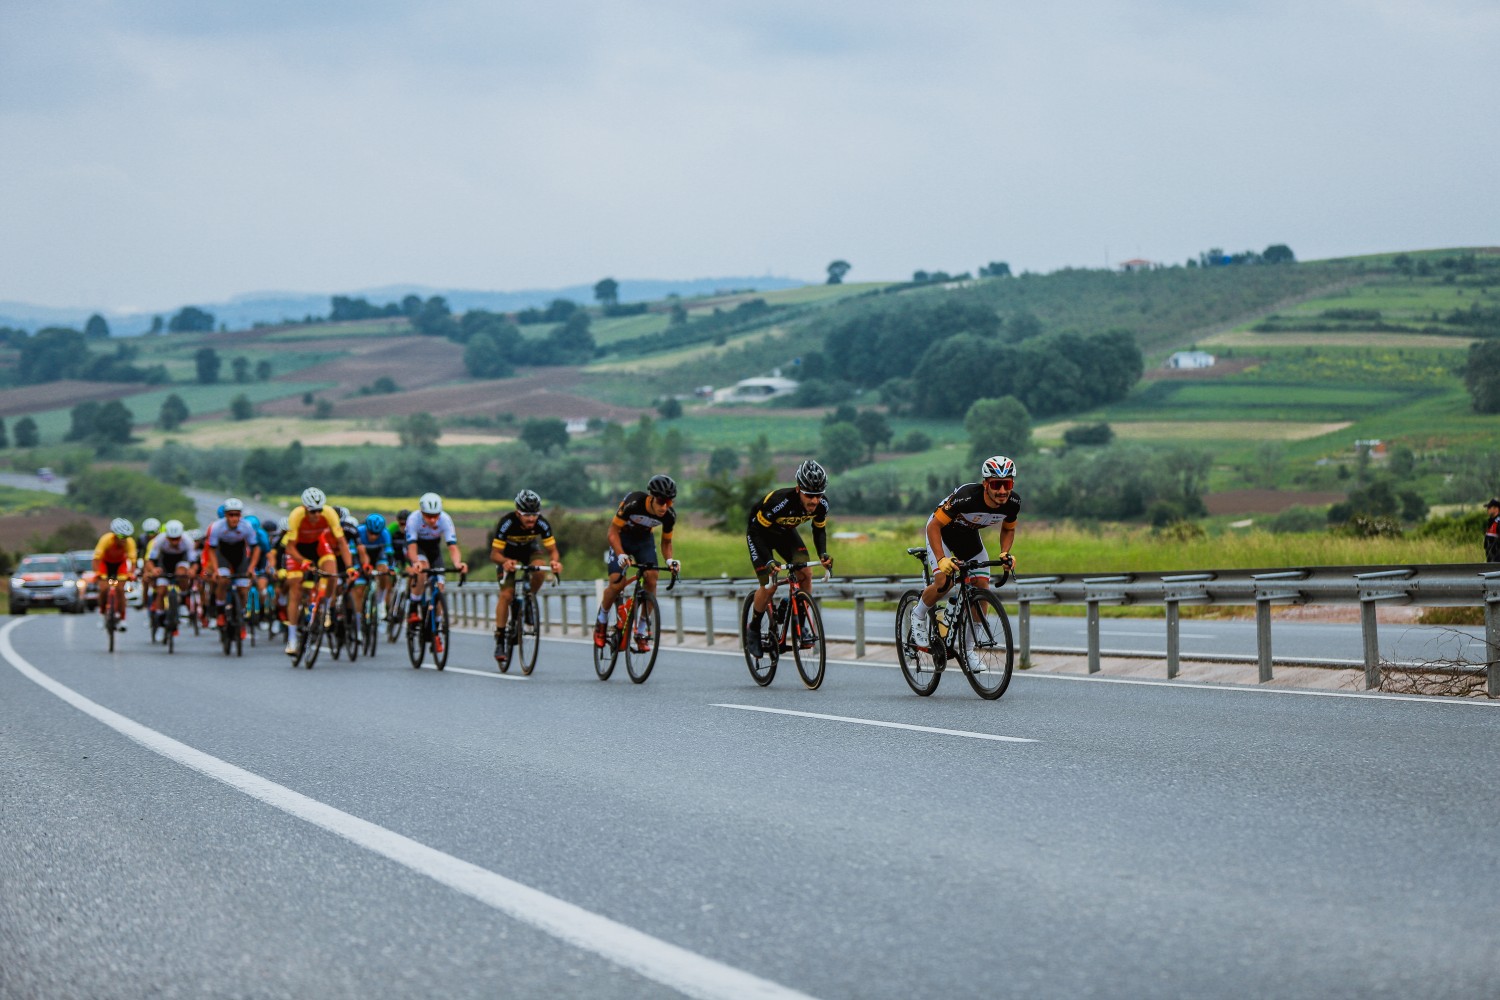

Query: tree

[194,347,221,384]
[13,417,38,448]
[84,313,110,339]
[314,398,334,419]
[229,394,254,421]
[18,327,87,384]
[463,330,515,378]
[965,396,1032,461]
[853,410,892,459]
[255,359,272,381]
[397,412,442,452]
[1463,340,1500,413]
[657,396,683,420]
[92,399,134,445]
[168,306,215,332]
[980,261,1012,278]
[747,433,772,475]
[707,446,740,478]
[826,260,851,285]
[231,356,251,383]
[593,277,620,309]
[625,416,657,469]
[149,315,164,334]
[821,421,865,473]
[158,394,190,431]
[1262,244,1296,264]
[696,465,776,532]
[65,402,102,442]
[660,427,686,479]
[520,418,570,455]
[669,302,688,326]
[0,417,8,449]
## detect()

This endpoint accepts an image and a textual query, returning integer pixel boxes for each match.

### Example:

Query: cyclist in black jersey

[489,489,563,664]
[744,459,833,658]
[594,475,680,652]
[912,455,1019,648]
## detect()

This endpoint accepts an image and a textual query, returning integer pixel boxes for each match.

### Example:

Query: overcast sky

[1,0,1496,312]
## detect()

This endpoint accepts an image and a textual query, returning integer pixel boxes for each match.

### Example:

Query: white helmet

[300,487,326,511]
[142,517,161,535]
[223,497,244,513]
[164,519,185,539]
[110,517,134,537]
[419,492,443,515]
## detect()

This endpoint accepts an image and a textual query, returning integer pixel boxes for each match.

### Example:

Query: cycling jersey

[747,488,829,557]
[147,535,197,576]
[612,492,675,542]
[490,513,557,558]
[932,483,1021,532]
[92,534,137,572]
[404,511,458,545]
[207,517,260,550]
[285,506,346,546]
[355,524,393,562]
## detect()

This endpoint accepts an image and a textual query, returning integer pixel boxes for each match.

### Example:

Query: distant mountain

[0,276,808,336]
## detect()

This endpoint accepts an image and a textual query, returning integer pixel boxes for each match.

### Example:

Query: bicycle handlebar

[768,559,834,583]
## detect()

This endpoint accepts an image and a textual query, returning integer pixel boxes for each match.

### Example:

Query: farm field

[1204,330,1477,350]
[139,417,514,450]
[1033,419,1353,443]
[19,380,334,445]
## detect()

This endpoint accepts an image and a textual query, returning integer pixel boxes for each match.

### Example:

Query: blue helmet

[244,514,261,530]
[365,513,386,535]
[216,504,226,518]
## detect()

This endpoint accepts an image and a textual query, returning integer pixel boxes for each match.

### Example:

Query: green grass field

[21,380,335,445]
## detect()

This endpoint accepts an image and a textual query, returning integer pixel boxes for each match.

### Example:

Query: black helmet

[396,508,410,523]
[795,459,827,495]
[514,489,542,513]
[646,474,677,500]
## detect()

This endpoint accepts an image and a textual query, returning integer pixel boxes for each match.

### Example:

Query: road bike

[738,560,831,690]
[150,575,186,654]
[594,564,676,684]
[385,571,410,644]
[407,567,463,670]
[323,573,360,663]
[218,584,246,657]
[895,547,1015,700]
[496,567,554,676]
[291,567,334,669]
[359,567,392,658]
[101,576,128,653]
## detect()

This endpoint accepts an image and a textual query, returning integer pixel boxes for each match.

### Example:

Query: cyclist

[92,518,137,631]
[135,517,162,609]
[594,475,680,653]
[911,455,1019,649]
[205,498,261,631]
[351,513,395,636]
[243,513,274,630]
[488,489,563,665]
[744,459,833,658]
[403,493,468,635]
[144,519,196,631]
[283,487,356,655]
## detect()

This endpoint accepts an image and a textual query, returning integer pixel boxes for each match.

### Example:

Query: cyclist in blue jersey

[352,513,395,632]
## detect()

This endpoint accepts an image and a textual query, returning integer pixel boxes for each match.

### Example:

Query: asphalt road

[3,615,1499,999]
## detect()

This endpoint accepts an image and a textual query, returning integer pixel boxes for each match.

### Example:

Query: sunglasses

[984,480,1014,492]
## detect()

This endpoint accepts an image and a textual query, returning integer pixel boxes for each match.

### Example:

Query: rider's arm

[997,520,1016,566]
[606,520,624,558]
[812,504,829,562]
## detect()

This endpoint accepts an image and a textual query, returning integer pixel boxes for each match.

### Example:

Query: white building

[712,376,799,404]
[1166,351,1215,369]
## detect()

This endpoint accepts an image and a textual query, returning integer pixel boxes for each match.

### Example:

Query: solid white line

[0,620,814,1000]
[445,665,528,681]
[712,703,1036,743]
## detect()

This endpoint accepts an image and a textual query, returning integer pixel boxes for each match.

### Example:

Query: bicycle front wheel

[625,591,660,684]
[432,592,449,670]
[386,582,407,643]
[232,592,245,657]
[895,592,942,696]
[302,601,324,669]
[739,592,775,687]
[790,592,826,690]
[518,595,540,675]
[956,588,1014,700]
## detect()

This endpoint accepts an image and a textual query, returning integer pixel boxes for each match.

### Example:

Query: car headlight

[10,577,24,588]
[77,580,87,591]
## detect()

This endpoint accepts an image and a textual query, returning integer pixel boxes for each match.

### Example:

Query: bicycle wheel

[344,595,360,663]
[386,582,407,643]
[625,590,660,684]
[739,592,775,686]
[363,589,380,657]
[593,621,618,680]
[955,588,1014,700]
[164,589,178,655]
[518,594,540,676]
[232,592,245,657]
[302,600,324,669]
[791,592,826,690]
[895,591,942,696]
[407,600,425,669]
[431,591,449,670]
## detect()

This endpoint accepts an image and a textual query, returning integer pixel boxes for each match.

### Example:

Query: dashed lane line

[711,703,1037,743]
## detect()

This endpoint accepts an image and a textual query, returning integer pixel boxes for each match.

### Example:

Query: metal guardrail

[445,563,1500,694]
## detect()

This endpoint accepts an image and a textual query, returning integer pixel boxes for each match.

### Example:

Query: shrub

[894,430,933,453]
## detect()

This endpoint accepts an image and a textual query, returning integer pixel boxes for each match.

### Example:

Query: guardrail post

[704,595,714,646]
[580,596,591,637]
[1086,600,1101,674]
[1256,598,1273,683]
[854,597,866,658]
[1018,601,1031,669]
[1361,599,1382,690]
[674,595,684,644]
[1487,599,1500,697]
[1166,600,1180,679]
[542,593,551,634]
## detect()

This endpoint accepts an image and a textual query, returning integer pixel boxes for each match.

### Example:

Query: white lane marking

[0,621,814,1000]
[1099,629,1214,639]
[712,703,1036,743]
[445,665,527,681]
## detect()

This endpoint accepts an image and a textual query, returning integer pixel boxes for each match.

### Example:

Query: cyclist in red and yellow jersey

[281,486,355,655]
[93,518,138,630]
